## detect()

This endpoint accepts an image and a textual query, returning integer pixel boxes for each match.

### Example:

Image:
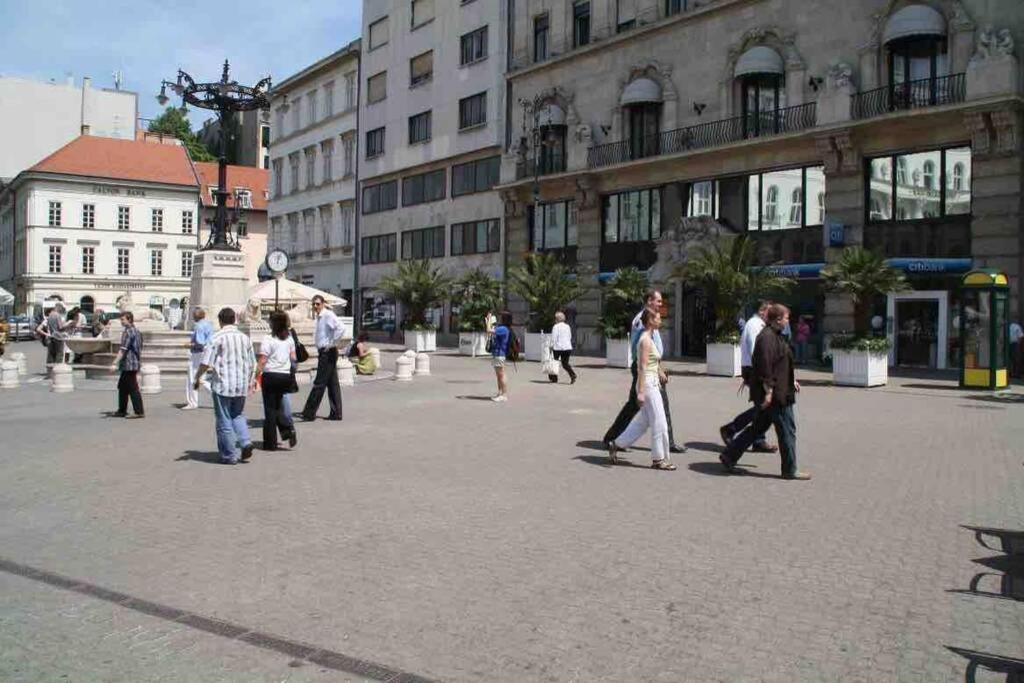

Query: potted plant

[675,235,793,377]
[507,252,587,362]
[598,267,648,368]
[378,259,453,353]
[822,246,908,387]
[451,269,502,357]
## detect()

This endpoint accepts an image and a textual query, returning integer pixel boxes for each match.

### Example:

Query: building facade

[0,135,200,317]
[198,109,272,170]
[358,0,507,337]
[0,75,138,182]
[193,162,269,285]
[268,41,360,312]
[498,0,1024,370]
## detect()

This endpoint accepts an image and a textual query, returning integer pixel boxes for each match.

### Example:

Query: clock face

[266,250,289,273]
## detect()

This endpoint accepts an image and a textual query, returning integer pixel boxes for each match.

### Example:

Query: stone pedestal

[1,360,19,388]
[187,249,249,324]
[414,353,431,376]
[50,364,73,393]
[967,56,1020,101]
[140,364,162,394]
[337,357,355,387]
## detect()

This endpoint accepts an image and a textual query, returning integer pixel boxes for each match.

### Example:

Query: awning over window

[734,46,785,78]
[537,103,566,127]
[620,77,662,106]
[882,4,946,44]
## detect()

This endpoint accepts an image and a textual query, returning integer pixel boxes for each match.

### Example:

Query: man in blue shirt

[301,295,343,421]
[183,307,214,410]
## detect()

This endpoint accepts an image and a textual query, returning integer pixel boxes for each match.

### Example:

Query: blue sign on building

[825,220,845,248]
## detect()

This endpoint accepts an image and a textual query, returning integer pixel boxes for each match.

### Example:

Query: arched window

[788,187,803,225]
[896,158,908,185]
[620,78,662,160]
[951,162,964,191]
[922,160,936,190]
[884,5,948,107]
[764,185,779,225]
[79,295,94,314]
[734,46,786,138]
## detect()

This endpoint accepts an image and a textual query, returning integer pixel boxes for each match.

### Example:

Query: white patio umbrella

[247,277,346,308]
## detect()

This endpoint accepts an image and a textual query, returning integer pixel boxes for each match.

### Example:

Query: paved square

[0,341,1022,682]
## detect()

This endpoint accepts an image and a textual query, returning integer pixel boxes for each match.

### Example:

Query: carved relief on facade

[990,109,1022,155]
[973,27,1015,61]
[963,111,993,156]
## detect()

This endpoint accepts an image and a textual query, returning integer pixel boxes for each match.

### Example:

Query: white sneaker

[181,405,198,410]
[491,395,507,402]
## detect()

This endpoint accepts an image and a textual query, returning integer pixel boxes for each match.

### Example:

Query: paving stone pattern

[0,341,1022,682]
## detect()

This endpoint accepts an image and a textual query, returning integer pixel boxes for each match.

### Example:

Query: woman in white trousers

[609,309,675,470]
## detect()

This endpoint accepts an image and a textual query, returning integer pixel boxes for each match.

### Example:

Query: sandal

[651,460,677,471]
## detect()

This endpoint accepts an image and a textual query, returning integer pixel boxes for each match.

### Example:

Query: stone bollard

[9,351,27,376]
[50,363,74,393]
[368,347,381,370]
[337,356,355,387]
[394,354,414,382]
[414,352,431,376]
[140,364,162,395]
[1,360,19,389]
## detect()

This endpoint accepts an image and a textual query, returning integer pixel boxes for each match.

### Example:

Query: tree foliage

[148,107,217,162]
[507,252,587,333]
[821,246,909,337]
[377,259,453,330]
[451,269,503,332]
[597,267,648,339]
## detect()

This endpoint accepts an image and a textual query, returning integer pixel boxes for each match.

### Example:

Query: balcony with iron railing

[853,73,966,120]
[515,153,567,181]
[587,102,817,170]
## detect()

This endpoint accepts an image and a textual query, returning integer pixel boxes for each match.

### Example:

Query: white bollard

[140,364,162,395]
[414,352,431,376]
[1,360,19,389]
[337,356,355,387]
[394,354,414,382]
[9,351,27,376]
[50,363,74,393]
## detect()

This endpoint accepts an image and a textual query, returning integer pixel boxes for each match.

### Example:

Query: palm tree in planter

[821,246,908,387]
[507,252,587,361]
[451,269,502,356]
[597,267,648,368]
[378,259,453,352]
[675,235,793,376]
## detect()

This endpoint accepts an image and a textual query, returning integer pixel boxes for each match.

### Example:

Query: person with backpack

[489,311,518,402]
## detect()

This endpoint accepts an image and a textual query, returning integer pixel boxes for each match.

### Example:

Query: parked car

[6,315,36,341]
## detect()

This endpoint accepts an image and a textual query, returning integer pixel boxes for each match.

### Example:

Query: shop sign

[759,263,825,279]
[886,258,972,275]
[93,186,146,197]
[824,220,845,248]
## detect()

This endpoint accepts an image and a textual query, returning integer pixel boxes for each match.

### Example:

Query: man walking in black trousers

[301,295,343,421]
[602,289,685,453]
[720,301,776,453]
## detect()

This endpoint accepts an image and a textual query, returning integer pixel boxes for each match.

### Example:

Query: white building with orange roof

[192,161,269,285]
[0,135,201,317]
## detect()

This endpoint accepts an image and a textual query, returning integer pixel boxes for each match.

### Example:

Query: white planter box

[525,332,550,362]
[458,331,489,357]
[706,343,742,377]
[404,329,437,353]
[605,338,632,368]
[832,349,888,387]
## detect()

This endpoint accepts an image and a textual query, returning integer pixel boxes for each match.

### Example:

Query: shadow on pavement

[946,647,1024,682]
[949,525,1024,603]
[687,461,773,478]
[177,450,228,464]
[573,454,651,469]
[455,395,494,401]
[685,441,725,454]
[965,393,1024,405]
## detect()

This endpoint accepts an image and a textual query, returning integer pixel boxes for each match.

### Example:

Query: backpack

[507,330,521,363]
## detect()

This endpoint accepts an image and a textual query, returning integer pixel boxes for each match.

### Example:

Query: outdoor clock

[266,249,289,274]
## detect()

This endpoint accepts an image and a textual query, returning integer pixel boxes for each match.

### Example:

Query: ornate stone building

[498,0,1023,370]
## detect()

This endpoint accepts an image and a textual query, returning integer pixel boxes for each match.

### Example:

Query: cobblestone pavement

[0,341,1022,682]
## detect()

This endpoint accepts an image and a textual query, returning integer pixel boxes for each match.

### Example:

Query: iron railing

[587,102,817,169]
[515,154,567,180]
[853,73,966,120]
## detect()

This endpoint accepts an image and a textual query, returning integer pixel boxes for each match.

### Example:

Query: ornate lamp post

[157,61,271,251]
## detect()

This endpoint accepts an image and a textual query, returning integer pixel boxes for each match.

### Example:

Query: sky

[0,0,363,128]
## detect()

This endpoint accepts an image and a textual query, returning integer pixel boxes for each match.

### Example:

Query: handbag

[291,329,310,364]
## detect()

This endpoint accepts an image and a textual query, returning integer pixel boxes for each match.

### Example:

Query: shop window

[451,219,500,256]
[401,226,445,260]
[867,147,969,223]
[601,188,661,243]
[747,165,825,231]
[531,200,577,251]
[788,187,803,226]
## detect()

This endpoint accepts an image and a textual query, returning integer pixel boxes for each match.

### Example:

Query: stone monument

[188,250,249,327]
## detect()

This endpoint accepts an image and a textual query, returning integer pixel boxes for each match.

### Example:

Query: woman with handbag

[256,311,298,451]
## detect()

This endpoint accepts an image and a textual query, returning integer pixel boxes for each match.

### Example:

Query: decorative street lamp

[518,94,560,246]
[157,60,271,251]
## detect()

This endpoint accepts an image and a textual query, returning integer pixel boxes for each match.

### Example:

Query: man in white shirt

[720,301,776,452]
[1010,320,1023,378]
[550,311,577,384]
[300,295,343,421]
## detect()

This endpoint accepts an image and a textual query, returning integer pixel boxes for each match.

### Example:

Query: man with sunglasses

[300,295,343,421]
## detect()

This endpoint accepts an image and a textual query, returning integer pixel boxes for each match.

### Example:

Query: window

[452,156,500,197]
[451,219,500,256]
[746,165,825,231]
[81,246,95,274]
[292,101,301,131]
[617,0,637,31]
[366,127,386,159]
[149,249,163,276]
[787,187,803,225]
[408,111,432,144]
[305,147,316,187]
[402,226,445,260]
[532,200,578,250]
[117,248,130,275]
[687,181,716,217]
[459,92,487,129]
[411,0,434,28]
[367,71,387,104]
[361,233,397,264]
[362,180,398,214]
[461,27,487,66]
[625,103,661,160]
[741,73,786,137]
[410,50,433,87]
[181,251,193,278]
[573,2,591,48]
[533,15,549,62]
[369,16,389,50]
[237,220,248,237]
[763,186,779,225]
[148,208,162,232]
[182,210,194,234]
[307,91,318,124]
[303,210,315,252]
[342,135,355,176]
[276,108,286,137]
[272,159,283,197]
[665,0,686,15]
[319,205,332,249]
[289,154,300,192]
[602,189,660,243]
[344,72,357,110]
[233,189,252,209]
[867,147,971,222]
[261,125,271,147]
[889,36,948,89]
[288,214,299,250]
[82,204,95,229]
[321,140,334,182]
[48,201,62,227]
[117,206,130,231]
[48,245,62,273]
[538,125,567,174]
[339,203,354,246]
[402,169,446,206]
[323,82,334,118]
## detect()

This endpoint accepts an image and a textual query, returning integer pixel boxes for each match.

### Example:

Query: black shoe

[750,442,778,453]
[112,412,127,418]
[719,426,734,447]
[570,375,577,385]
[719,453,745,475]
[240,444,254,462]
[669,444,687,454]
[325,416,342,421]
[299,414,315,422]
[126,413,145,419]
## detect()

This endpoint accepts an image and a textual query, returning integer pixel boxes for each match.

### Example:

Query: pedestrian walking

[194,308,256,464]
[256,311,298,451]
[110,311,144,419]
[183,307,214,410]
[602,290,685,453]
[36,304,67,366]
[609,309,675,470]
[719,302,777,453]
[550,311,577,384]
[300,295,343,421]
[489,311,515,402]
[794,316,811,364]
[719,304,810,480]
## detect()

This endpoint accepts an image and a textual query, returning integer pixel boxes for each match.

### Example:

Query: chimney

[80,76,92,136]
